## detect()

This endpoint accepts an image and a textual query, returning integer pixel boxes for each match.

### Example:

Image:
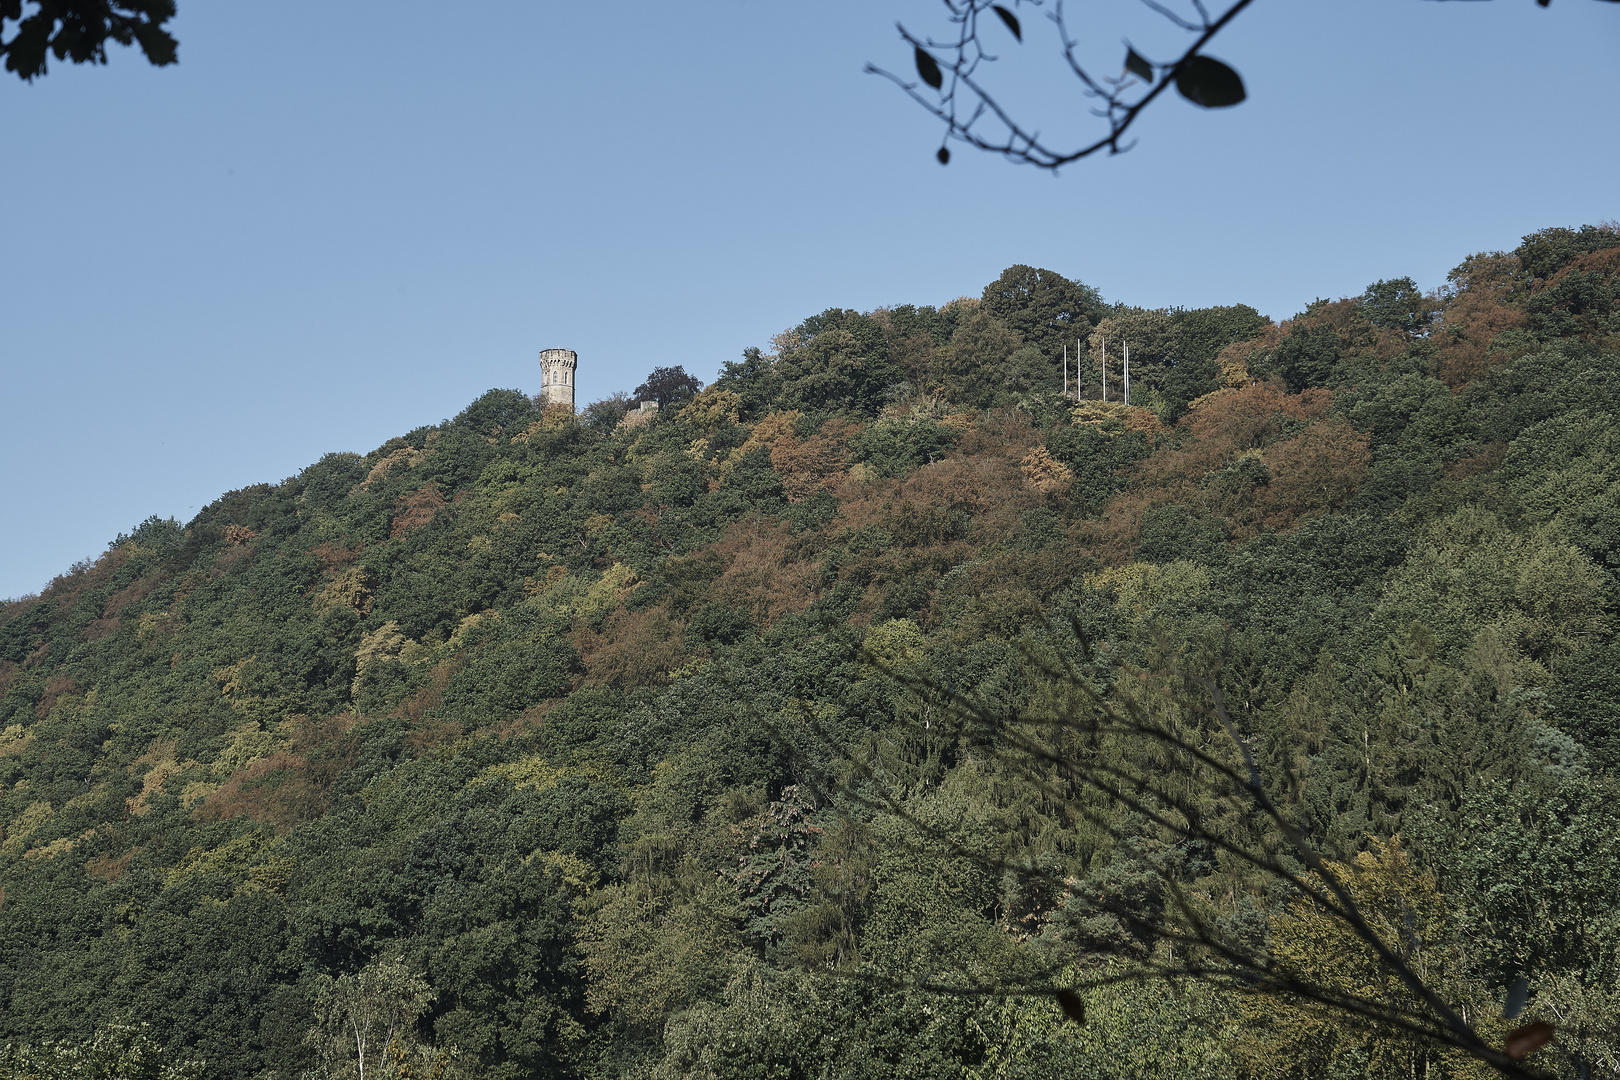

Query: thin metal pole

[1100,335,1107,402]
[1063,345,1068,397]
[1124,340,1130,405]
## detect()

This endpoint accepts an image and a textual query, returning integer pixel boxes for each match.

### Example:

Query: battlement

[538,348,578,410]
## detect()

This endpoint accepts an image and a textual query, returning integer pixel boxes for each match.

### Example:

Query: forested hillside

[3,228,1619,1080]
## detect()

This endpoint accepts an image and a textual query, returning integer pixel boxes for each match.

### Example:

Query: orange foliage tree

[1256,419,1372,530]
[390,483,447,539]
[768,417,860,501]
[1088,383,1348,559]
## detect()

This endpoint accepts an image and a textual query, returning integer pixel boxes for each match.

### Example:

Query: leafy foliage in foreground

[2,227,1619,1079]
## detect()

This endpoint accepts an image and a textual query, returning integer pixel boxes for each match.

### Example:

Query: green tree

[713,346,785,418]
[937,307,1021,406]
[634,367,704,409]
[1362,277,1435,336]
[0,1024,203,1080]
[980,265,1104,359]
[1501,408,1620,570]
[579,392,635,433]
[1086,306,1180,406]
[1441,776,1620,1078]
[1549,638,1620,771]
[774,309,905,415]
[1517,225,1620,286]
[305,956,437,1080]
[1366,506,1610,666]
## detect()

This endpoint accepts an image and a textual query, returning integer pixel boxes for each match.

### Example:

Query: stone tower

[537,348,578,410]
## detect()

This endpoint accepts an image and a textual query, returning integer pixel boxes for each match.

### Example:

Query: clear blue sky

[2,0,1616,600]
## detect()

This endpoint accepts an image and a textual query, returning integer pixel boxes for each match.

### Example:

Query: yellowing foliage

[477,755,612,793]
[580,563,640,619]
[1071,400,1164,437]
[211,721,279,778]
[24,836,80,861]
[1019,446,1074,495]
[861,618,926,673]
[1085,560,1211,617]
[163,833,294,895]
[1238,838,1493,1080]
[353,620,429,695]
[126,738,191,817]
[312,565,374,615]
[213,656,255,700]
[358,436,435,488]
[679,387,744,431]
[2,800,53,856]
[721,410,801,473]
[0,723,33,759]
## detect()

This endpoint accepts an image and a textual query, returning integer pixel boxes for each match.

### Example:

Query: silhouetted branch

[778,620,1548,1077]
[868,0,1254,169]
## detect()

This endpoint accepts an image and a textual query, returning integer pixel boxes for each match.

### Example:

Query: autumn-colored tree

[1237,839,1495,1080]
[699,518,817,628]
[1527,246,1620,343]
[389,483,447,539]
[767,417,858,501]
[677,387,744,432]
[1019,446,1074,497]
[1254,418,1372,530]
[1433,250,1529,387]
[576,603,690,690]
[1087,383,1336,558]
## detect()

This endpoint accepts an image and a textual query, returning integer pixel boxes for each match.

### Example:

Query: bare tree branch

[868,0,1254,169]
[775,621,1549,1077]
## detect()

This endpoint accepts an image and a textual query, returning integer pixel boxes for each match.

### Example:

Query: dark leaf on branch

[1174,55,1246,108]
[993,5,1022,41]
[1054,989,1086,1024]
[1125,47,1153,83]
[915,46,944,89]
[1504,1021,1555,1059]
[1,0,178,82]
[936,146,951,165]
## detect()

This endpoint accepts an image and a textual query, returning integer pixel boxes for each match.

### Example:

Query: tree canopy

[1,225,1618,1078]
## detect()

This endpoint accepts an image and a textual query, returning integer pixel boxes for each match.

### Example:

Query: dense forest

[3,225,1619,1080]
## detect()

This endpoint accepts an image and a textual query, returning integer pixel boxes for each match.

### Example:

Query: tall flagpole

[1100,334,1107,402]
[1063,344,1068,398]
[1123,340,1130,405]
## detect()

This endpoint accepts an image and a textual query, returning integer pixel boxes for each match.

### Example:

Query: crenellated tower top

[538,348,577,410]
